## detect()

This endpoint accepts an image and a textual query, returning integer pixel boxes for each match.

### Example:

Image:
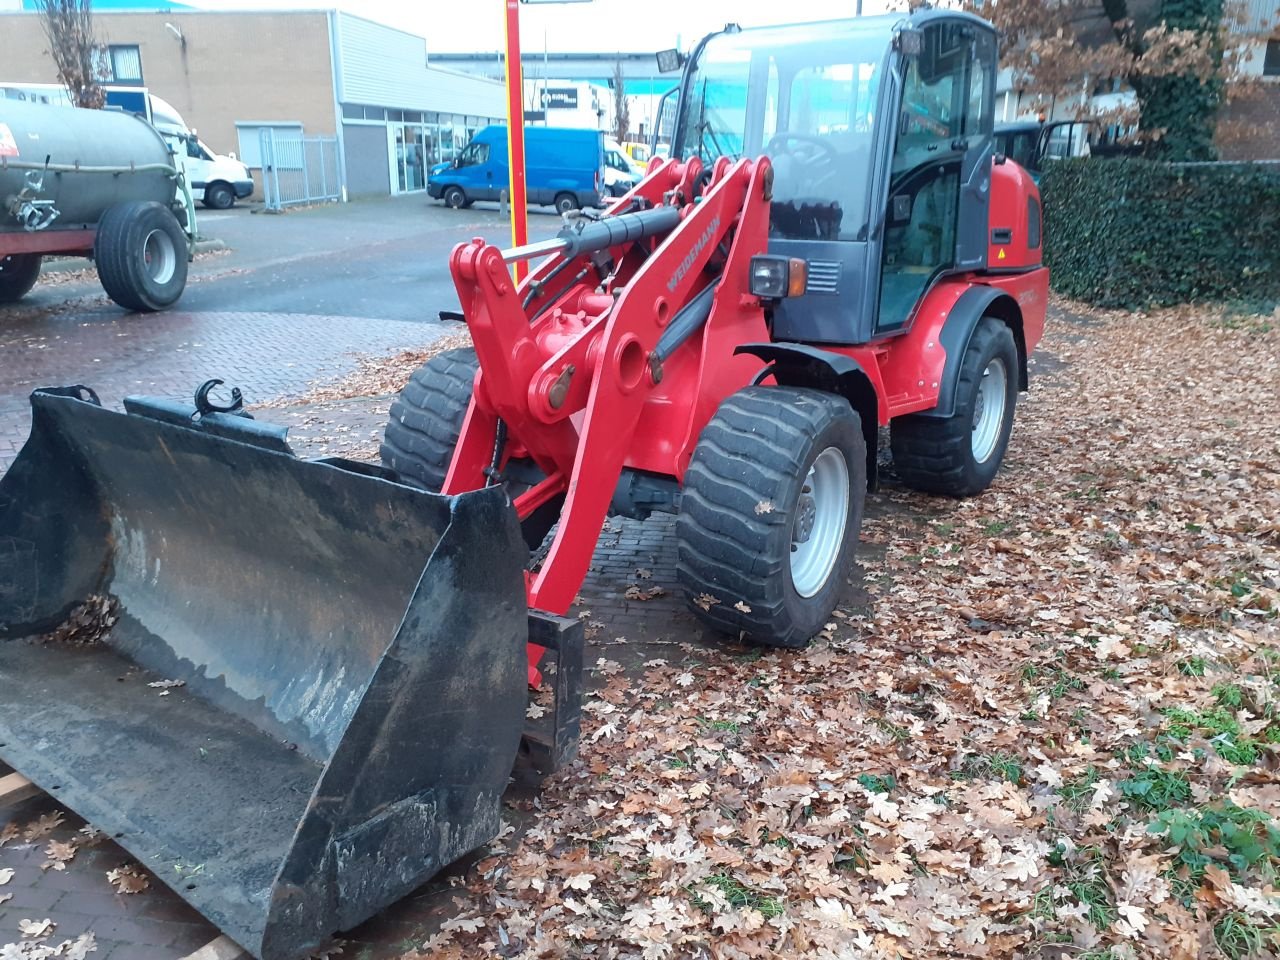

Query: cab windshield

[675,18,894,241]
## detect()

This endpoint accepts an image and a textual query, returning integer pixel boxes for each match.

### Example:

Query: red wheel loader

[0,10,1046,960]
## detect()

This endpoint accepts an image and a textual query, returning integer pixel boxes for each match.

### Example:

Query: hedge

[1040,158,1280,309]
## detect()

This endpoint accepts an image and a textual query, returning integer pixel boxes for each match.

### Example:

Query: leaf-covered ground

[402,300,1280,960]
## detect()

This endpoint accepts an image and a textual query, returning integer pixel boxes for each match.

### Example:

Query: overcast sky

[188,0,902,53]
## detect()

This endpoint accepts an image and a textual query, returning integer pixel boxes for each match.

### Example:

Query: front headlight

[749,256,808,299]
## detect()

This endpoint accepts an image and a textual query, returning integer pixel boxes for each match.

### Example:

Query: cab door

[454,140,495,199]
[876,21,994,334]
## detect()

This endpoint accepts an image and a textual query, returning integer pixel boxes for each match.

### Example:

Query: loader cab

[670,11,996,344]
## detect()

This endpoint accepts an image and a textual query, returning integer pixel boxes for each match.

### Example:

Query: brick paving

[0,307,442,472]
[0,299,893,958]
[0,333,725,959]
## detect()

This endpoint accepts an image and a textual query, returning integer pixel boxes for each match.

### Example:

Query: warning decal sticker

[0,124,18,158]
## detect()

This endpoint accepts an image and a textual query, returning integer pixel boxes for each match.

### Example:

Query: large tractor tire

[890,316,1019,497]
[380,346,557,551]
[676,386,866,648]
[381,347,479,491]
[0,253,42,303]
[94,201,189,312]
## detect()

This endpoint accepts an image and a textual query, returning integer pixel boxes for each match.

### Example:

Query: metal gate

[259,129,340,211]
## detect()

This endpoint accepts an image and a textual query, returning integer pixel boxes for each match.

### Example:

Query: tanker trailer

[0,97,195,311]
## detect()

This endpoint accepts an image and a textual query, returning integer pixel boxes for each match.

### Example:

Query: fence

[259,129,341,211]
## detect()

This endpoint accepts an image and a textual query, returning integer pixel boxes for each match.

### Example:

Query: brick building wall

[0,11,338,160]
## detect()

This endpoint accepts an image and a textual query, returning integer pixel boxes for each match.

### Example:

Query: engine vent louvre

[805,260,841,295]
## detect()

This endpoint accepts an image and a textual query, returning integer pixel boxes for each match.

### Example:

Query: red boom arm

[445,157,774,676]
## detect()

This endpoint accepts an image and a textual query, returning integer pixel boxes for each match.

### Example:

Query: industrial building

[0,6,507,198]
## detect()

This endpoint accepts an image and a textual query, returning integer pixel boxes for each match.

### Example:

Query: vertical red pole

[503,0,529,282]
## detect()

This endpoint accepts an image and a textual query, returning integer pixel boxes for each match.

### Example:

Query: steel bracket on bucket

[521,610,584,774]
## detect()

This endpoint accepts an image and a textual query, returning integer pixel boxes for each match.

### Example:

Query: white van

[161,128,254,210]
[604,138,645,197]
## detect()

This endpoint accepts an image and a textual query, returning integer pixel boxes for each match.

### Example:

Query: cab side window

[878,23,981,331]
[456,143,489,168]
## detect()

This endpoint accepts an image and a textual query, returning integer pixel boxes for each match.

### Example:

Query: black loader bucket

[0,386,536,960]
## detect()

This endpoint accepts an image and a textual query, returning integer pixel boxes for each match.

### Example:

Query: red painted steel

[987,160,1044,272]
[0,228,95,257]
[442,151,1048,680]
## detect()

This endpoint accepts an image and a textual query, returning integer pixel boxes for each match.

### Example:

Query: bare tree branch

[611,60,630,144]
[36,0,106,109]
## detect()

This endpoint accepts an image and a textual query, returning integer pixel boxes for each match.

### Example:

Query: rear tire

[94,201,188,312]
[554,192,577,215]
[380,347,479,491]
[0,253,41,303]
[890,316,1019,497]
[443,186,469,210]
[202,182,235,210]
[676,386,866,648]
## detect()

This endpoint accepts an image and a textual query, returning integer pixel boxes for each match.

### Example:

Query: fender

[916,284,1025,420]
[734,341,880,490]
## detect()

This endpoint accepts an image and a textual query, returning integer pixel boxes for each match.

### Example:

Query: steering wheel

[768,133,838,173]
[766,133,840,198]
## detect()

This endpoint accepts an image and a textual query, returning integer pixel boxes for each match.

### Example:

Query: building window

[95,44,143,83]
[1265,40,1280,77]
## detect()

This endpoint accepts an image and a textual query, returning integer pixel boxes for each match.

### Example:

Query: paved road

[0,197,557,469]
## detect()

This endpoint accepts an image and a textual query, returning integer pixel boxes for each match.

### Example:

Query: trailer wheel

[890,316,1019,497]
[554,192,578,215]
[94,201,189,312]
[676,386,866,648]
[381,347,478,491]
[202,182,235,210]
[0,253,42,303]
[444,187,471,210]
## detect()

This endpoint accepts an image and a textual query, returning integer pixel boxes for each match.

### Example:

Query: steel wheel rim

[971,358,1007,464]
[142,229,177,285]
[790,446,850,599]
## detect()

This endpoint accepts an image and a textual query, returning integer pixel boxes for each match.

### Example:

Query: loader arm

[445,156,774,630]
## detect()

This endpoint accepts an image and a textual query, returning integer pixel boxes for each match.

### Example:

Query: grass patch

[1214,683,1246,708]
[856,773,896,795]
[956,751,1024,784]
[1213,911,1271,959]
[1164,707,1263,765]
[1048,844,1116,931]
[1117,768,1192,813]
[701,872,784,918]
[1059,767,1101,812]
[1150,802,1280,889]
[1177,656,1208,677]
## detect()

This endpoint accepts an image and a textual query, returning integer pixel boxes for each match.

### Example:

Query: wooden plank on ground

[177,935,249,960]
[0,772,40,807]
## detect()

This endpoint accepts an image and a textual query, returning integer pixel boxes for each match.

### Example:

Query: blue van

[428,125,603,214]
